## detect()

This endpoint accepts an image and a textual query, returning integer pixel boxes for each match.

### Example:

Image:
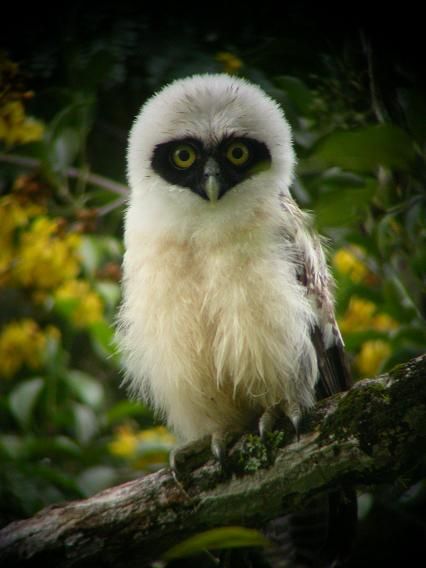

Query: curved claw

[259,405,301,442]
[169,435,211,477]
[169,431,237,479]
[211,432,228,468]
[258,407,278,441]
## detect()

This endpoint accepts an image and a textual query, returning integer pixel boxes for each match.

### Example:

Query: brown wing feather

[301,243,352,398]
[279,193,352,399]
[311,324,352,399]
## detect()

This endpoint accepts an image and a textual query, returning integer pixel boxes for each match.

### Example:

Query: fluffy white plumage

[117,73,342,442]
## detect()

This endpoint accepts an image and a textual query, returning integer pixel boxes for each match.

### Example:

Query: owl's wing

[273,195,357,568]
[279,194,352,399]
[309,299,352,399]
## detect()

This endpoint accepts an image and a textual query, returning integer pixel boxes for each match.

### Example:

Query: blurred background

[0,4,425,566]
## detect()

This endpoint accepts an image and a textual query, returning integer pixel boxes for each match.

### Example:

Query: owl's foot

[169,435,211,475]
[258,405,301,441]
[170,431,237,480]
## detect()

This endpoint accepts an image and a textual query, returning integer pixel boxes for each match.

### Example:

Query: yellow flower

[0,319,58,379]
[216,51,243,74]
[137,425,175,446]
[355,340,391,377]
[333,246,369,283]
[339,296,398,334]
[372,313,399,332]
[14,217,80,290]
[0,195,45,286]
[108,425,138,457]
[0,194,44,241]
[339,297,376,333]
[109,425,175,470]
[55,279,103,327]
[0,101,44,147]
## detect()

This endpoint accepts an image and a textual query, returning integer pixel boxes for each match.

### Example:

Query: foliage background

[1,5,425,566]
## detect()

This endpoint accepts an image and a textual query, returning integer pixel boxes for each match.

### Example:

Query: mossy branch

[0,354,425,567]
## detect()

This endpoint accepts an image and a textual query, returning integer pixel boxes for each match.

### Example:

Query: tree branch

[1,354,425,567]
[0,153,129,197]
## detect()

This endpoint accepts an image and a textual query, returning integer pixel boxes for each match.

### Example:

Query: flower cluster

[340,297,397,377]
[333,245,375,284]
[0,187,105,380]
[55,279,103,327]
[0,100,44,147]
[355,340,392,377]
[0,56,44,147]
[0,194,44,284]
[0,319,59,379]
[338,297,398,335]
[333,246,398,377]
[14,217,81,291]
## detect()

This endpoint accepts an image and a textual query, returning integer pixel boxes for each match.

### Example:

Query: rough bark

[0,354,425,567]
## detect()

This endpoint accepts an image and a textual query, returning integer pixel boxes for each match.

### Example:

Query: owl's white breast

[118,203,318,441]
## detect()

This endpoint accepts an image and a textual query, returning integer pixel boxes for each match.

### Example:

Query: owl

[117,73,355,566]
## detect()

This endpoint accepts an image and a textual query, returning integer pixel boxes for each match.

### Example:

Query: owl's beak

[204,175,220,203]
[203,158,221,203]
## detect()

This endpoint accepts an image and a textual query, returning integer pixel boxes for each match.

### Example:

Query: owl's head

[126,74,295,236]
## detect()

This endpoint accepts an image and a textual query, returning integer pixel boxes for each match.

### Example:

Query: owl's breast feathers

[118,196,349,440]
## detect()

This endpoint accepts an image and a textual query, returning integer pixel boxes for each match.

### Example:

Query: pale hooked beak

[203,158,221,203]
[204,175,220,203]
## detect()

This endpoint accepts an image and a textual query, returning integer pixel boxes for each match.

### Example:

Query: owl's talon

[169,435,211,477]
[293,416,302,441]
[258,407,279,441]
[259,405,302,445]
[169,432,236,478]
[211,432,228,467]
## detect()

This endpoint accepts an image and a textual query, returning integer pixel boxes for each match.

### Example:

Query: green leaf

[43,330,65,375]
[89,320,120,364]
[66,370,104,409]
[0,460,82,517]
[22,435,81,459]
[376,213,399,256]
[9,378,45,429]
[79,235,103,275]
[79,235,122,276]
[95,281,121,311]
[163,527,269,560]
[72,403,98,444]
[53,296,80,321]
[275,75,314,116]
[106,401,153,425]
[314,180,377,228]
[51,127,80,171]
[307,125,415,173]
[0,434,25,458]
[343,330,394,352]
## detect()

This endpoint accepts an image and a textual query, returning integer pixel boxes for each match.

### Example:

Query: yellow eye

[226,141,250,166]
[171,144,197,169]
